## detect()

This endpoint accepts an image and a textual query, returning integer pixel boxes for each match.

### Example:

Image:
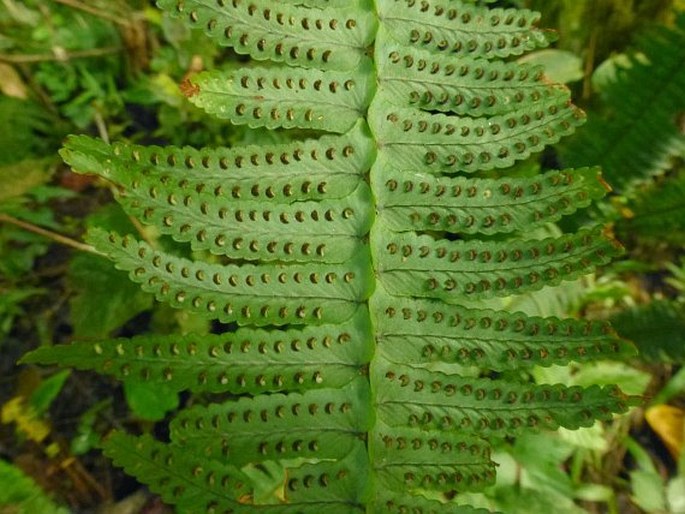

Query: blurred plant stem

[0,213,101,255]
[0,46,123,64]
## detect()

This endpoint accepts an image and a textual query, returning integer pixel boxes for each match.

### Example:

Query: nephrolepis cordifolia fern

[24,1,637,512]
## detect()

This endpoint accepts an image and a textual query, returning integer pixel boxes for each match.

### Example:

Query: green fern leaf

[118,181,373,263]
[374,166,609,234]
[185,65,374,132]
[22,308,372,393]
[376,28,569,117]
[369,96,585,173]
[25,1,636,511]
[278,445,370,510]
[371,290,636,371]
[376,0,554,59]
[87,228,372,326]
[373,225,622,301]
[158,0,378,70]
[102,432,251,510]
[376,493,499,514]
[104,432,368,512]
[373,359,631,435]
[61,121,375,203]
[171,378,371,465]
[373,422,495,494]
[278,0,368,8]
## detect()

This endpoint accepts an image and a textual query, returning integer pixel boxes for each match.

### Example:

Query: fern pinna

[24,1,636,512]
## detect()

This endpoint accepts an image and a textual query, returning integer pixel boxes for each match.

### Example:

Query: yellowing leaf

[0,63,28,99]
[1,397,50,443]
[645,404,684,459]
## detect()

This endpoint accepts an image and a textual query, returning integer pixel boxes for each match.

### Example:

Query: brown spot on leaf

[180,78,200,98]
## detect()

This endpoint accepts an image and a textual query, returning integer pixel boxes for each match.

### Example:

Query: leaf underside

[26,0,634,512]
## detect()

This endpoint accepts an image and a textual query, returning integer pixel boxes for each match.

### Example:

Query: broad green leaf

[518,49,583,84]
[631,469,667,512]
[487,485,587,514]
[123,380,180,421]
[571,361,651,397]
[667,476,685,513]
[509,432,575,497]
[69,252,153,338]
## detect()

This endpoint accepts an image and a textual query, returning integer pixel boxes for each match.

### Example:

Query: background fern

[23,1,637,512]
[560,12,685,190]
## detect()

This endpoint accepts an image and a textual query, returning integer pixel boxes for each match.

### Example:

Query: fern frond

[36,1,635,512]
[376,29,569,117]
[170,379,371,465]
[158,0,378,70]
[611,300,685,363]
[104,432,368,512]
[374,166,609,234]
[185,65,375,133]
[103,432,250,511]
[278,0,368,8]
[370,96,585,173]
[373,359,631,435]
[373,422,495,494]
[279,445,370,510]
[118,181,373,263]
[618,170,685,244]
[376,493,499,514]
[61,121,375,203]
[22,308,372,393]
[376,0,554,59]
[88,229,372,326]
[371,291,635,371]
[560,14,685,190]
[373,225,622,301]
